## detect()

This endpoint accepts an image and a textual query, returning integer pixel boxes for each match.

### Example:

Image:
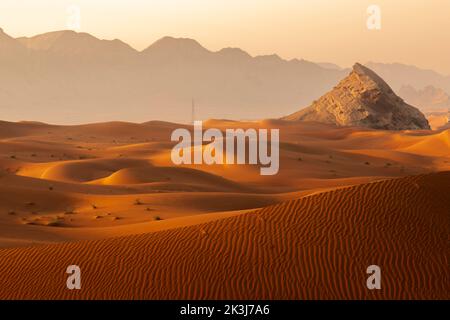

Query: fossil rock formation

[284,63,431,130]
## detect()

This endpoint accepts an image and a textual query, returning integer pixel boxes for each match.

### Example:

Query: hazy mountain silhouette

[399,85,450,112]
[366,62,450,94]
[0,28,26,56]
[17,30,136,57]
[0,28,448,124]
[0,29,349,123]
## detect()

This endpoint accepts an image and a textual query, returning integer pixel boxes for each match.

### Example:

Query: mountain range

[399,85,450,112]
[1,28,449,124]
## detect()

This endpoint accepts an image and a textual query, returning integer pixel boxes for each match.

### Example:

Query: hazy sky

[1,0,449,74]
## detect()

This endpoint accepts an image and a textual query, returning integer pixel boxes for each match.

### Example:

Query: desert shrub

[46,219,61,227]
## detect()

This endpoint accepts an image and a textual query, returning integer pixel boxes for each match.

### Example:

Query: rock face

[284,63,431,130]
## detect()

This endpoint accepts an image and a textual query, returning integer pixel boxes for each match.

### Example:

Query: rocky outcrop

[284,63,431,130]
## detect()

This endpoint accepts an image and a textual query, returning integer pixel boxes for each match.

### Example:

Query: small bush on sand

[46,219,62,227]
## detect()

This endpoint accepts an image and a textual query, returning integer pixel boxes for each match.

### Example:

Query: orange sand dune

[0,185,284,244]
[400,129,450,156]
[427,113,450,130]
[1,120,450,249]
[17,158,149,183]
[0,172,448,299]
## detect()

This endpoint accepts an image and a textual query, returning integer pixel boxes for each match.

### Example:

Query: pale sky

[1,0,449,74]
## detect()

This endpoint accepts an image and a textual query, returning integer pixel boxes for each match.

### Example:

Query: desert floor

[0,119,449,299]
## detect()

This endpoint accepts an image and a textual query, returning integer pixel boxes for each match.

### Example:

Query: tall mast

[191,98,195,124]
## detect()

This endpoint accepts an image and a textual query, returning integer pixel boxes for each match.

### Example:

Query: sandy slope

[0,120,449,248]
[0,172,448,299]
[427,112,450,130]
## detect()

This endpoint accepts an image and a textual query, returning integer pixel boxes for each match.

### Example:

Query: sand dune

[18,158,149,183]
[0,172,448,299]
[427,113,450,130]
[400,129,450,156]
[1,120,449,248]
[0,119,448,299]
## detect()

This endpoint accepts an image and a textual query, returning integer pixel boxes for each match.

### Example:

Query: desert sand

[0,171,448,299]
[0,119,449,299]
[427,112,450,130]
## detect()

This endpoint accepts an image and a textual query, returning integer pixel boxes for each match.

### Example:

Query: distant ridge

[17,30,136,56]
[366,62,450,94]
[0,28,347,123]
[0,27,448,124]
[399,85,450,112]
